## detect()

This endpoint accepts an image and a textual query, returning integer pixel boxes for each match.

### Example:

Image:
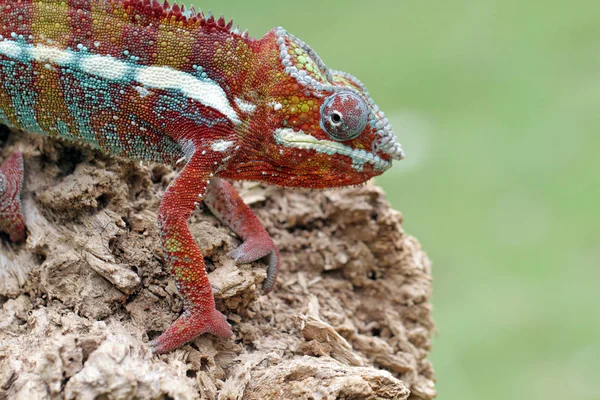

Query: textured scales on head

[218,26,405,189]
[275,29,405,162]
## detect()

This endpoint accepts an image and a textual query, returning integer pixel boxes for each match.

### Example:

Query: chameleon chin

[0,0,404,353]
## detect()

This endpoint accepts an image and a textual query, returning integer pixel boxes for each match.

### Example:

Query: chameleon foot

[149,307,232,354]
[0,152,25,242]
[205,179,280,293]
[228,238,279,293]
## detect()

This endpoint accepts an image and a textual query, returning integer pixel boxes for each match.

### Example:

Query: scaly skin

[0,0,405,353]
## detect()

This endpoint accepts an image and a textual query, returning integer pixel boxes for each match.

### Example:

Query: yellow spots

[281,95,319,129]
[89,6,126,50]
[32,62,75,137]
[32,0,70,44]
[287,41,328,82]
[175,271,192,282]
[155,23,194,69]
[165,237,183,252]
[304,62,315,73]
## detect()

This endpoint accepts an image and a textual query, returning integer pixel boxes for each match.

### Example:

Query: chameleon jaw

[274,128,392,171]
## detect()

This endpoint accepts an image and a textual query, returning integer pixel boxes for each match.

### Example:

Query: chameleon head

[227,28,404,188]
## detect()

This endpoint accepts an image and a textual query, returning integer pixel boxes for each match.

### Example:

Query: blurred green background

[199,1,599,399]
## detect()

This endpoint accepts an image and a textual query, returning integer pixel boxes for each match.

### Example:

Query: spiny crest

[118,0,249,38]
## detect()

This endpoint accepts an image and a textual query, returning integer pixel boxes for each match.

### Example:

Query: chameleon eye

[330,112,342,124]
[320,91,369,141]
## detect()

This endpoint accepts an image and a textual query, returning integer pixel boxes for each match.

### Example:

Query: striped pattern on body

[0,0,260,164]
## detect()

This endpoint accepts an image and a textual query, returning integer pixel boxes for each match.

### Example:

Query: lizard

[0,0,405,354]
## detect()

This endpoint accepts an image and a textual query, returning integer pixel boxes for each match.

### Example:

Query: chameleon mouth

[274,128,392,171]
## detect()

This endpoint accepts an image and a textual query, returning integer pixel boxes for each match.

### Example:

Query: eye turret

[320,91,369,141]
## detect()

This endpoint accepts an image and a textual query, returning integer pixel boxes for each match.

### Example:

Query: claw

[262,249,279,293]
[0,152,25,242]
[149,307,232,354]
[228,239,279,293]
[204,179,280,293]
[227,239,265,264]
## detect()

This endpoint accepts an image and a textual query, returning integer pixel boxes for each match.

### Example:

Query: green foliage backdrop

[196,1,600,398]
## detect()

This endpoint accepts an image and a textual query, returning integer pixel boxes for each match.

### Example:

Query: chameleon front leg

[0,152,25,242]
[149,149,232,354]
[205,179,280,292]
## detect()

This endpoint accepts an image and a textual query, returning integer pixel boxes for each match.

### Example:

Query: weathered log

[0,129,436,399]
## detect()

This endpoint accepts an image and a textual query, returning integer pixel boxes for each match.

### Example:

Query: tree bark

[0,127,436,400]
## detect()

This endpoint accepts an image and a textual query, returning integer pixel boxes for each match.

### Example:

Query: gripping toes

[149,307,232,354]
[205,179,280,292]
[228,237,279,293]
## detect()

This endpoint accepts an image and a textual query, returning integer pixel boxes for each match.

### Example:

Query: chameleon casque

[0,0,405,353]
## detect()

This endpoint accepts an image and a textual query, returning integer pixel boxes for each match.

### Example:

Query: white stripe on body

[28,45,75,65]
[234,97,257,113]
[0,41,22,58]
[0,38,240,124]
[211,140,235,152]
[137,66,239,124]
[80,54,130,80]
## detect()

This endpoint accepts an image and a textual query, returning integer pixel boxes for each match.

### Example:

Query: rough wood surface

[0,128,436,400]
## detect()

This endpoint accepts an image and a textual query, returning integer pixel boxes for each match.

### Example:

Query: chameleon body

[0,0,404,353]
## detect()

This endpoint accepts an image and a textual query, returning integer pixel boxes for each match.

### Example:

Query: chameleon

[0,0,405,353]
